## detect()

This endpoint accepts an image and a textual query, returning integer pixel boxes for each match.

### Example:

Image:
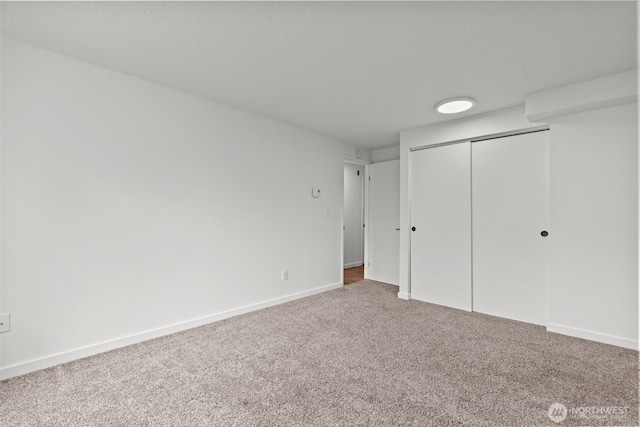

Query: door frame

[342,157,370,285]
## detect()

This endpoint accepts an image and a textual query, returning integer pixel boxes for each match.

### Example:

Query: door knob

[541,231,548,237]
[411,227,416,231]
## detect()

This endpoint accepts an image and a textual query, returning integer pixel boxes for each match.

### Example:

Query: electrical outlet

[281,269,289,281]
[0,313,11,333]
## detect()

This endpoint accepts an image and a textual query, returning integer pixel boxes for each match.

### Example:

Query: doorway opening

[343,161,366,284]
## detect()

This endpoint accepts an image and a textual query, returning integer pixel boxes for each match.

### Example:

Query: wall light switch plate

[0,313,11,333]
[311,187,320,198]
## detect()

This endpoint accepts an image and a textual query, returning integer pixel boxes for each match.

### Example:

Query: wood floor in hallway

[344,265,364,285]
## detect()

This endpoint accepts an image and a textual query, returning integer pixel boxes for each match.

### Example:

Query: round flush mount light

[435,97,476,114]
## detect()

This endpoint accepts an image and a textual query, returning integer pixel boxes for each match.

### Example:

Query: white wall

[343,162,365,268]
[372,145,400,163]
[0,37,370,378]
[526,71,638,348]
[546,104,638,348]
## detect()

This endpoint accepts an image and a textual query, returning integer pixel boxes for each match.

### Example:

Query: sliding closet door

[472,131,549,325]
[410,142,472,311]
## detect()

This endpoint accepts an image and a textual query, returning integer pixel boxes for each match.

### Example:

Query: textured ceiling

[1,1,637,149]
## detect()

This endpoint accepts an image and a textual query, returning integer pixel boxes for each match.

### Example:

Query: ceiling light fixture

[435,97,476,114]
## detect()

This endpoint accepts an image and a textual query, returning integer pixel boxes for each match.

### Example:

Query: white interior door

[368,160,400,285]
[472,131,550,325]
[410,142,472,311]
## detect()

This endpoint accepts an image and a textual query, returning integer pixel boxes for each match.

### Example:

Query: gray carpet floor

[0,280,638,426]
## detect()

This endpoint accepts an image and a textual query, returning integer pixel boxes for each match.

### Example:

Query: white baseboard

[0,282,342,381]
[547,323,638,350]
[397,292,410,300]
[344,262,363,269]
